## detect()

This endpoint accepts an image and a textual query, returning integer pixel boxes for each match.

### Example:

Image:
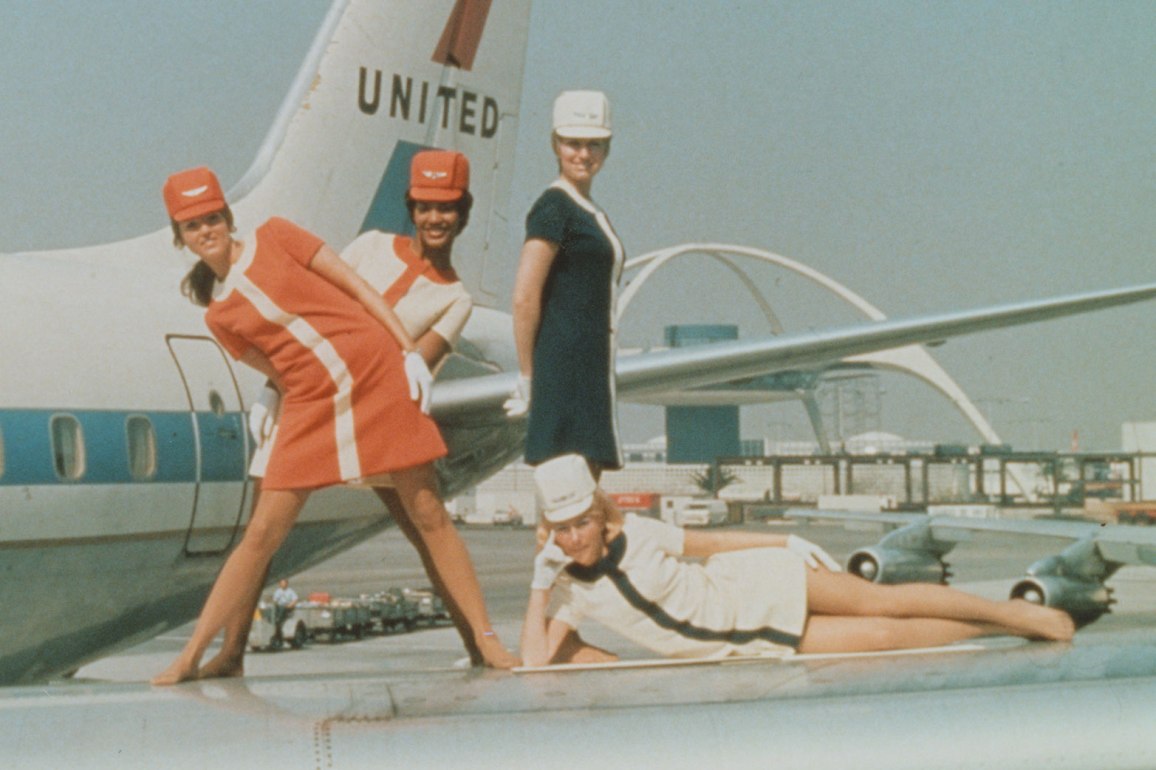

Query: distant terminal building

[663,324,741,464]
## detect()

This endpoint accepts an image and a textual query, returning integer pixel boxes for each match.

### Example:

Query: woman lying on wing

[520,454,1074,666]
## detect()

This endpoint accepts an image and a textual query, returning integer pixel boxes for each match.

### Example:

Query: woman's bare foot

[1008,599,1076,641]
[151,657,199,686]
[198,651,245,680]
[476,632,521,669]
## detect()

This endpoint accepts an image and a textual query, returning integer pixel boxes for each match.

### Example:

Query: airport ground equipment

[400,588,452,627]
[247,603,308,652]
[1105,502,1156,525]
[296,595,373,642]
[360,590,420,634]
[661,496,729,527]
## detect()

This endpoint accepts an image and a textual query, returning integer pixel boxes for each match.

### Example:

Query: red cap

[409,151,470,202]
[163,167,227,222]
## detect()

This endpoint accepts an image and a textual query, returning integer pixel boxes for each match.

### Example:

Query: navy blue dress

[524,180,625,469]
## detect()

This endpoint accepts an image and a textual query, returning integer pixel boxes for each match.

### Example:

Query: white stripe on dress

[219,232,362,480]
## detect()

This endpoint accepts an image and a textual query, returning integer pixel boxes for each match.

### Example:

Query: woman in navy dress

[510,90,625,473]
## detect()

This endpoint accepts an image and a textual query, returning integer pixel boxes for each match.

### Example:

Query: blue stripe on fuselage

[0,408,242,486]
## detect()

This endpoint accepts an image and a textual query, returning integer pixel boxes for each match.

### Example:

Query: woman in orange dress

[152,165,515,685]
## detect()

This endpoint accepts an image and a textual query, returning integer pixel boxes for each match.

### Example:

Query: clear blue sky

[2,1,1153,451]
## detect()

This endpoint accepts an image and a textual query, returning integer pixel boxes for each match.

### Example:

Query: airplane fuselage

[0,236,523,684]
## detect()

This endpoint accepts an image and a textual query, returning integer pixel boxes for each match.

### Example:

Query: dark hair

[405,191,474,234]
[171,206,235,308]
[180,261,217,308]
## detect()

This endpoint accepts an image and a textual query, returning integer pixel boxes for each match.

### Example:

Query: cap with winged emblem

[162,167,227,222]
[409,150,470,202]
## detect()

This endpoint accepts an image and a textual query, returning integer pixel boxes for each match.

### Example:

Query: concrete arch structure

[617,243,1015,470]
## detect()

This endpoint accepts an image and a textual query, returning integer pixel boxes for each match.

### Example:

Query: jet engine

[845,521,954,585]
[1008,535,1118,626]
[847,546,949,584]
[1009,575,1113,627]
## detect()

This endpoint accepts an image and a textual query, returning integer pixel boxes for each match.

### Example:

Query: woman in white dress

[520,455,1075,666]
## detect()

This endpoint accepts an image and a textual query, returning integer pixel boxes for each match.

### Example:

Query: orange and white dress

[340,230,472,348]
[204,217,446,490]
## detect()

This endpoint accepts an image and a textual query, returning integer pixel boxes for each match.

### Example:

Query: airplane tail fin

[231,0,532,306]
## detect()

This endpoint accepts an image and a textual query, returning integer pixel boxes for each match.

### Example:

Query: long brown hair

[172,206,236,308]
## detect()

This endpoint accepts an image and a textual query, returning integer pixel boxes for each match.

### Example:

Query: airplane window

[126,415,157,481]
[50,415,86,480]
[208,389,226,416]
[0,425,5,479]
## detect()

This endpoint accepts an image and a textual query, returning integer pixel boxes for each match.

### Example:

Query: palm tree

[690,464,739,498]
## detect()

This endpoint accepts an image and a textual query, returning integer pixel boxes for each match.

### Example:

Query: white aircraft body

[3,1,1156,766]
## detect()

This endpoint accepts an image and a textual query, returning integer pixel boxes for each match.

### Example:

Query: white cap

[552,90,612,139]
[534,454,597,523]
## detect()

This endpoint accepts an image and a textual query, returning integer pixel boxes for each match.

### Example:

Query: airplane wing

[785,505,1156,624]
[785,507,1156,567]
[430,281,1156,419]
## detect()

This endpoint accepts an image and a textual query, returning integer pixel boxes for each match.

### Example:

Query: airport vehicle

[247,603,309,652]
[1108,502,1156,526]
[3,0,1156,695]
[401,587,453,627]
[359,591,420,634]
[295,594,373,642]
[609,492,662,519]
[661,496,729,527]
[464,492,533,525]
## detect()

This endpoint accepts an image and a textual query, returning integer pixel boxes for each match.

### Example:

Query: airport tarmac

[76,519,1156,683]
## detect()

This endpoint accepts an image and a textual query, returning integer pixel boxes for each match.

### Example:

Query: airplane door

[165,335,251,555]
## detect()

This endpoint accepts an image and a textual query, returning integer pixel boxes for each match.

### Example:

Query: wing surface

[431,282,1156,419]
[785,508,1156,568]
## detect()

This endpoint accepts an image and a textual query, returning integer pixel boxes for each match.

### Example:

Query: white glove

[787,535,842,572]
[403,351,434,414]
[248,383,280,446]
[531,534,572,590]
[503,374,531,418]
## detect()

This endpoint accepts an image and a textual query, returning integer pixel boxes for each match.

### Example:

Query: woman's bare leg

[799,615,1004,653]
[804,568,1075,645]
[151,489,309,685]
[375,487,482,664]
[198,483,267,680]
[391,465,520,668]
[197,564,268,680]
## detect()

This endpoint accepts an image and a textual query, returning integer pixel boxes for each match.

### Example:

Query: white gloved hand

[531,534,572,590]
[248,383,280,446]
[503,374,531,418]
[786,535,842,572]
[403,351,434,414]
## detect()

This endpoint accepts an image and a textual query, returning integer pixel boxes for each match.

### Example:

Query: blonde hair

[535,488,624,551]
